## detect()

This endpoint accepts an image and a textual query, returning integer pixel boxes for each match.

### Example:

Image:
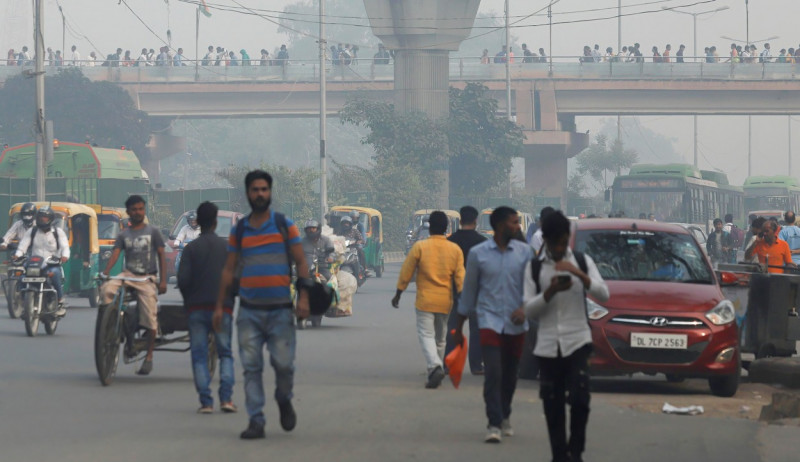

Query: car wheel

[708,354,740,398]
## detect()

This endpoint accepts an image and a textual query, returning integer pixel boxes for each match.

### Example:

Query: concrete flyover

[4,61,800,203]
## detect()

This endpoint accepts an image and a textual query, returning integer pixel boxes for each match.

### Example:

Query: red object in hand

[445,329,467,389]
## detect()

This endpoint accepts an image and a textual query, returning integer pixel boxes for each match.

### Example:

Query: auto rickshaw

[405,209,461,254]
[89,206,128,276]
[477,208,533,238]
[8,202,100,307]
[329,206,385,278]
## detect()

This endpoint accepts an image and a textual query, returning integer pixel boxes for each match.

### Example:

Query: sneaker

[240,420,265,440]
[197,406,213,414]
[136,359,153,376]
[484,426,502,443]
[278,400,296,432]
[221,402,238,413]
[54,307,67,317]
[501,419,514,437]
[425,366,445,389]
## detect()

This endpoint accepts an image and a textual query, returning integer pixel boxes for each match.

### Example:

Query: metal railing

[0,56,798,84]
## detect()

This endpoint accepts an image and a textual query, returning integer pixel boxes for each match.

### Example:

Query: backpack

[232,212,290,296]
[530,250,587,295]
[729,225,745,249]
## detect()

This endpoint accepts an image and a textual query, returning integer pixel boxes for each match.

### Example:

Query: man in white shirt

[136,48,148,66]
[522,211,609,462]
[70,45,81,66]
[175,211,200,247]
[14,207,70,313]
[1,202,36,250]
[760,43,772,63]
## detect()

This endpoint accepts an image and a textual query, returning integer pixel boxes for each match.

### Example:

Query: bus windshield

[613,190,684,222]
[744,196,788,213]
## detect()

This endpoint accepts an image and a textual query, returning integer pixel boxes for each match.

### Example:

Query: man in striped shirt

[215,170,310,440]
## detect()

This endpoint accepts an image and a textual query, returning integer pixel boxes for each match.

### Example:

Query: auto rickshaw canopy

[10,202,99,254]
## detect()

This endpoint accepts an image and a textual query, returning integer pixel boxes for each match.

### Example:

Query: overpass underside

[126,78,800,206]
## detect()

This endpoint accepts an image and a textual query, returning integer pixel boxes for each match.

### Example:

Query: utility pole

[195,7,199,81]
[617,0,622,143]
[789,116,792,177]
[319,0,328,220]
[59,5,65,61]
[34,0,46,201]
[505,0,513,199]
[748,115,752,177]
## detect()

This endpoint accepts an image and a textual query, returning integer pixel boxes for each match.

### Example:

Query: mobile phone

[557,275,571,285]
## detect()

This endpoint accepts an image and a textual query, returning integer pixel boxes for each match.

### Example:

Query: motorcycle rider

[175,211,201,247]
[302,220,334,281]
[0,202,37,250]
[13,206,70,315]
[336,216,365,279]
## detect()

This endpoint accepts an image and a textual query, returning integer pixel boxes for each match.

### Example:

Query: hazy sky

[2,0,799,184]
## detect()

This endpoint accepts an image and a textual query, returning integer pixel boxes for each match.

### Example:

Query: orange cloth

[752,239,793,273]
[445,329,467,389]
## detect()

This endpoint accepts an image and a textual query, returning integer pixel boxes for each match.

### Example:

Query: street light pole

[745,0,750,46]
[34,0,46,201]
[319,0,328,220]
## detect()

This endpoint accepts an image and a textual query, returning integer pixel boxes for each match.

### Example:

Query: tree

[278,0,379,61]
[575,135,638,194]
[0,68,151,161]
[447,83,523,198]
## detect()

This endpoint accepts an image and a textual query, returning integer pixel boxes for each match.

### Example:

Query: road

[0,263,795,462]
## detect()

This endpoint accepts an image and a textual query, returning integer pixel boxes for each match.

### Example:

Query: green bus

[612,164,744,225]
[742,176,800,215]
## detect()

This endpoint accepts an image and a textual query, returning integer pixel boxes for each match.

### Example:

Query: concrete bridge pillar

[143,122,187,184]
[363,0,480,208]
[516,81,589,209]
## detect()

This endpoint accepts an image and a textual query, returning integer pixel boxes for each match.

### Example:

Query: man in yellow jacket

[393,211,465,388]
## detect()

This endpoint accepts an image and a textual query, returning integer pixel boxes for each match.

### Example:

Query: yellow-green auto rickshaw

[9,202,100,307]
[329,206,385,278]
[405,209,461,254]
[477,208,533,239]
[89,205,128,277]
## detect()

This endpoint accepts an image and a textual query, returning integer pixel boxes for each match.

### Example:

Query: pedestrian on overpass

[178,201,237,415]
[393,211,465,389]
[453,207,534,443]
[522,211,609,462]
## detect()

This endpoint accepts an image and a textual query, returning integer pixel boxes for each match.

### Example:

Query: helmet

[304,219,320,229]
[20,202,37,227]
[341,216,353,225]
[36,206,55,231]
[187,211,198,229]
[350,211,359,219]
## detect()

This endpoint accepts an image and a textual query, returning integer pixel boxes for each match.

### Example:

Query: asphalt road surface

[0,264,795,462]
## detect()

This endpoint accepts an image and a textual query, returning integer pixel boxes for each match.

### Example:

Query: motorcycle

[339,240,365,288]
[3,250,26,319]
[173,239,193,275]
[298,255,333,329]
[19,255,63,337]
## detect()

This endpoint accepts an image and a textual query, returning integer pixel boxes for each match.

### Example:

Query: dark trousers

[480,330,525,428]
[537,344,592,462]
[444,298,483,373]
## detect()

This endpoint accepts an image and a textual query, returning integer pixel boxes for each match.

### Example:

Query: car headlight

[705,300,736,326]
[586,298,609,320]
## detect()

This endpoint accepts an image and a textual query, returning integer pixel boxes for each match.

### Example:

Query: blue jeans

[48,266,63,301]
[237,307,296,426]
[188,310,235,407]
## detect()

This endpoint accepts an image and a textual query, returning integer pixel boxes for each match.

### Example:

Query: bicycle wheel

[94,300,122,386]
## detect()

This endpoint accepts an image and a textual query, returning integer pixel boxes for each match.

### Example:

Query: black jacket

[177,231,234,308]
[448,229,487,267]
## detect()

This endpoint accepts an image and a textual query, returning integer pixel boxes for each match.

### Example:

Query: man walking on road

[215,170,311,440]
[523,211,609,462]
[444,206,486,375]
[393,211,465,389]
[178,201,237,415]
[453,206,534,443]
[779,211,800,265]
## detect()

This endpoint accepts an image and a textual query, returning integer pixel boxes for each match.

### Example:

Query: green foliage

[0,68,151,160]
[575,135,638,193]
[278,0,379,61]
[217,163,320,224]
[447,83,523,197]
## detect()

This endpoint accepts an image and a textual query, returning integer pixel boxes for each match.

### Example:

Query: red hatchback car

[572,219,740,397]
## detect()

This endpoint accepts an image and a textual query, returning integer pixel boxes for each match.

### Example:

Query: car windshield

[574,229,714,284]
[98,215,121,240]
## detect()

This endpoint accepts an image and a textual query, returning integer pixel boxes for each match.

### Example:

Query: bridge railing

[1,57,798,84]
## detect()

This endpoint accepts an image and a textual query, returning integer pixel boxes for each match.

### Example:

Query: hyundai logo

[650,317,668,327]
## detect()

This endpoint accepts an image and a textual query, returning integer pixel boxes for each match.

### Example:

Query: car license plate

[22,277,46,283]
[630,333,687,349]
